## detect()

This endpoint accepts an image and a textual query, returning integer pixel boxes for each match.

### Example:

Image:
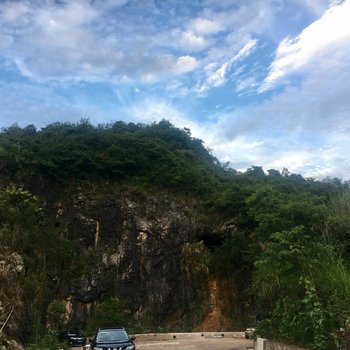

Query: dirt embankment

[193,279,232,332]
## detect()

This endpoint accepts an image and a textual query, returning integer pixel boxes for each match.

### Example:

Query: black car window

[96,330,129,342]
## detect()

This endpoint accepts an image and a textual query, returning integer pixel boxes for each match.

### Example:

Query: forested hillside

[0,119,224,193]
[1,120,350,350]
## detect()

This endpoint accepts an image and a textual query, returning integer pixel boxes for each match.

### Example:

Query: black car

[59,330,86,347]
[90,327,136,350]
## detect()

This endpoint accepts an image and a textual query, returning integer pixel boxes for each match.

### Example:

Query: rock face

[0,179,240,342]
[48,185,212,327]
[0,250,25,350]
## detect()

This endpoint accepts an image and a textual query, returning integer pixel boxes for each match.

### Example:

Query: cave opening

[197,233,224,251]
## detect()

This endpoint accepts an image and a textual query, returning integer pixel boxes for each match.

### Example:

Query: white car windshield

[97,330,129,342]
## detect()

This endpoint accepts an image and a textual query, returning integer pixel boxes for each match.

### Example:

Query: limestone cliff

[0,179,244,345]
[41,184,213,328]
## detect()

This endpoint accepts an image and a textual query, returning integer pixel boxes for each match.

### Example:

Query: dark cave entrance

[197,233,224,251]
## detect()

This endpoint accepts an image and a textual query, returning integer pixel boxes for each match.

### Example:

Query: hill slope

[0,120,349,349]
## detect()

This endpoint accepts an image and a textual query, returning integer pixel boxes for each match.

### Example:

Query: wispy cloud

[260,0,350,91]
[0,0,203,83]
[196,39,258,94]
[0,0,274,89]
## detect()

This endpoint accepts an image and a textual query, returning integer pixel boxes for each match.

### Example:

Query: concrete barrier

[254,337,308,350]
[255,337,266,350]
[132,332,245,341]
[264,341,308,350]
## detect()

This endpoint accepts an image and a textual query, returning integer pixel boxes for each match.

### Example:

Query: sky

[0,0,350,179]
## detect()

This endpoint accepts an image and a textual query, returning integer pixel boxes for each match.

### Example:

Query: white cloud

[176,30,208,51]
[206,33,350,178]
[1,2,29,23]
[197,38,257,94]
[117,82,350,178]
[174,56,198,74]
[261,0,350,91]
[0,1,201,83]
[0,0,278,88]
[204,1,276,38]
[120,99,209,141]
[235,39,258,59]
[189,17,222,35]
[235,76,257,93]
[140,54,198,83]
[211,136,266,168]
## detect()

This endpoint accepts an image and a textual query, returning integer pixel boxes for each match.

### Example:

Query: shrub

[47,300,67,332]
[26,333,70,350]
[94,297,127,328]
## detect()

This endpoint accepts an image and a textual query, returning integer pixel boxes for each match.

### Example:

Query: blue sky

[0,0,350,179]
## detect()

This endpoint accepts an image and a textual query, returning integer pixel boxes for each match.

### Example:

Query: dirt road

[79,337,254,350]
[135,337,253,349]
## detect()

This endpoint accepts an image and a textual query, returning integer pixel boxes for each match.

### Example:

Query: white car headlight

[126,346,135,350]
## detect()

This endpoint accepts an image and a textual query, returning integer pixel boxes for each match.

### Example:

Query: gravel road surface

[77,337,254,350]
[135,337,253,349]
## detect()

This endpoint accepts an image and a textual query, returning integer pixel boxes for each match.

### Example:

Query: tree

[94,298,127,328]
[253,226,350,349]
[0,187,43,249]
[246,166,265,177]
[47,300,66,332]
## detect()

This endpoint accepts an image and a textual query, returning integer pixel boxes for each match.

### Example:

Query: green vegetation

[26,333,70,350]
[253,226,350,348]
[0,119,224,196]
[94,297,127,328]
[0,187,81,343]
[1,120,350,349]
[47,300,67,332]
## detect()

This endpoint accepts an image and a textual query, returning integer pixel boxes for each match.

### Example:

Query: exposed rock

[0,250,25,350]
[0,253,24,276]
[1,181,239,339]
[48,186,212,327]
[1,339,24,350]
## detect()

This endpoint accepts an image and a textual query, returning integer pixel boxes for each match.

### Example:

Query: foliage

[26,333,70,350]
[0,120,225,197]
[182,241,211,275]
[179,301,209,331]
[210,234,250,280]
[0,187,43,249]
[47,300,66,332]
[325,189,350,243]
[94,297,127,328]
[0,186,81,343]
[253,226,316,299]
[253,226,350,349]
[246,184,326,242]
[257,279,334,349]
[181,242,211,326]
